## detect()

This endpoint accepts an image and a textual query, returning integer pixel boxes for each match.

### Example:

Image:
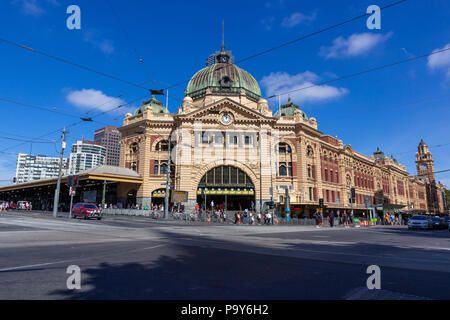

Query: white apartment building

[69,140,106,175]
[15,153,68,184]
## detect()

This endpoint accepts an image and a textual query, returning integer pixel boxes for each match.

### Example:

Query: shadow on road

[47,228,450,300]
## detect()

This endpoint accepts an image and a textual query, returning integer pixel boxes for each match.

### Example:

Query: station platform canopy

[0,165,143,193]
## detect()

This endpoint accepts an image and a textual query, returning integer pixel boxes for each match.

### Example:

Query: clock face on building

[221,113,232,125]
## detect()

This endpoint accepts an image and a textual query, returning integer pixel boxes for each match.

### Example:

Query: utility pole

[164,137,171,219]
[53,127,68,218]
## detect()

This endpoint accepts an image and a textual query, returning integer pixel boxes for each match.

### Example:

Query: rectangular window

[214,167,222,185]
[153,160,159,175]
[223,166,229,184]
[279,162,287,176]
[238,170,245,184]
[230,167,237,184]
[309,187,313,201]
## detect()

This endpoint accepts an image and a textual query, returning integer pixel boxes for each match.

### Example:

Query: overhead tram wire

[161,0,407,92]
[238,47,450,110]
[0,135,56,144]
[105,0,172,105]
[0,1,408,156]
[105,0,143,64]
[0,92,152,155]
[265,47,450,100]
[319,94,450,123]
[0,37,150,91]
[0,97,86,120]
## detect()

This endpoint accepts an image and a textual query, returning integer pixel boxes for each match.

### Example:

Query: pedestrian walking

[329,210,335,228]
[343,211,349,228]
[314,210,320,228]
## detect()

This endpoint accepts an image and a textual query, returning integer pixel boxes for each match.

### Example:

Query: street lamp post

[164,140,171,219]
[53,127,68,218]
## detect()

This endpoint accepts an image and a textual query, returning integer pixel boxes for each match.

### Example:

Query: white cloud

[320,32,392,59]
[260,71,348,105]
[282,12,316,28]
[427,43,450,77]
[66,89,126,113]
[83,32,115,55]
[15,0,44,16]
[12,0,59,16]
[261,17,275,31]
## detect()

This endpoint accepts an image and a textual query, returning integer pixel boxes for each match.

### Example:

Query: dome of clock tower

[185,48,261,102]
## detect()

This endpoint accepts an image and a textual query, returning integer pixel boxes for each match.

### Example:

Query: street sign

[161,183,174,187]
[69,187,76,196]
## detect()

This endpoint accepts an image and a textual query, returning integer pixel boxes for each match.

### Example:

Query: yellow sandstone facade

[118,48,441,215]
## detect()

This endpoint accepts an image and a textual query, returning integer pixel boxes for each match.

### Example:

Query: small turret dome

[134,95,168,116]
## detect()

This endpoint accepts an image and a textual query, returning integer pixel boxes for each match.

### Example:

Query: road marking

[0,243,168,272]
[0,259,79,272]
[136,244,167,251]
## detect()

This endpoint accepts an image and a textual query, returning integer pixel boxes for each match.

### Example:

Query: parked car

[72,203,103,220]
[408,215,432,230]
[430,217,447,229]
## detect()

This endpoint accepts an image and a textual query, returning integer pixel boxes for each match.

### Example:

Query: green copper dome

[186,51,261,102]
[134,96,168,116]
[275,97,308,119]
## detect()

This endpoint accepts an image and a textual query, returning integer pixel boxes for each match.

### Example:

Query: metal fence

[101,209,324,225]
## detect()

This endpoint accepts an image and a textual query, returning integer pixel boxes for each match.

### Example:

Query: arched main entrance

[197,166,255,211]
[126,189,137,207]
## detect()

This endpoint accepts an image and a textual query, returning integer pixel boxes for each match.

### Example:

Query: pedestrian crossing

[0,215,124,233]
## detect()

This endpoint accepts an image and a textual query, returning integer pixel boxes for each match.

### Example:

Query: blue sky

[0,0,449,186]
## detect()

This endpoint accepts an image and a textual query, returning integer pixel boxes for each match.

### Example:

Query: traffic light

[319,198,324,208]
[68,175,79,187]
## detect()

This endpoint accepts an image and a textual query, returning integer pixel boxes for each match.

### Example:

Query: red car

[72,203,103,220]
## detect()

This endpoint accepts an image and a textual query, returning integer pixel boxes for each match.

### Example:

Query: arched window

[278,142,292,154]
[155,140,169,151]
[198,166,254,188]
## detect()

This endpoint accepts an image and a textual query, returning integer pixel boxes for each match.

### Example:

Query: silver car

[408,215,432,230]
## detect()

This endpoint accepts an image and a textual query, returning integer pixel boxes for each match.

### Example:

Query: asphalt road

[0,211,449,300]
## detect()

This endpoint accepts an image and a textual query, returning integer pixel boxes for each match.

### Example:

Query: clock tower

[415,139,435,182]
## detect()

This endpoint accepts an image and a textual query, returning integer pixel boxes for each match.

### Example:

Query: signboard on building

[172,190,188,203]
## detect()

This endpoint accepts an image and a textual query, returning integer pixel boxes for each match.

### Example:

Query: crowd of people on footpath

[313,209,355,228]
[383,212,403,225]
[0,201,32,211]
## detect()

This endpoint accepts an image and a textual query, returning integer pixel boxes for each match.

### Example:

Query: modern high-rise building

[15,153,68,184]
[69,140,106,175]
[94,125,121,166]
